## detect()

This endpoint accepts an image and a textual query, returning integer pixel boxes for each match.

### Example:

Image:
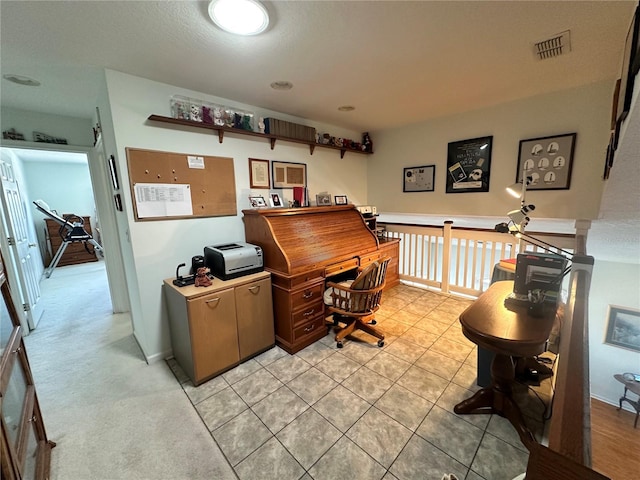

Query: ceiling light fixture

[338,105,355,112]
[2,74,41,87]
[270,81,293,90]
[208,0,269,36]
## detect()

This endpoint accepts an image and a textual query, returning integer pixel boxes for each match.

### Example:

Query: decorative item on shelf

[316,193,332,206]
[2,128,25,141]
[33,131,67,144]
[248,195,267,208]
[190,102,202,122]
[269,193,282,207]
[258,117,266,134]
[292,186,307,207]
[362,132,373,153]
[334,195,348,205]
[223,107,235,128]
[170,95,191,120]
[202,102,215,124]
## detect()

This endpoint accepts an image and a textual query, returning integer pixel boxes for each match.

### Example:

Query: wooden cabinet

[45,216,98,267]
[163,271,274,386]
[1,257,55,480]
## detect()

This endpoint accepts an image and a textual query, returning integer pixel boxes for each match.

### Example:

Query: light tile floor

[167,284,553,480]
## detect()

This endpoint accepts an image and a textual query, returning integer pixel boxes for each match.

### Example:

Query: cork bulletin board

[125,147,237,221]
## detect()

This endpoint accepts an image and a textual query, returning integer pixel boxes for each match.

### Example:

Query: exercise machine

[33,200,104,278]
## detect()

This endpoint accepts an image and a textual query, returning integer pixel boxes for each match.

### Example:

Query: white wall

[367,80,613,221]
[22,158,96,263]
[1,107,93,147]
[103,70,370,361]
[589,260,640,407]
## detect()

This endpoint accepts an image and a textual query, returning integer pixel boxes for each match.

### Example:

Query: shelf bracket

[217,130,224,144]
[270,138,276,150]
[309,144,315,155]
[340,149,346,159]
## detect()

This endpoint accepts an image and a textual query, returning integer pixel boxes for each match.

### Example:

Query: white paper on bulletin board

[133,183,193,218]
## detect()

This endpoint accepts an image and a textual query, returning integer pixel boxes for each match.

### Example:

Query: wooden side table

[614,373,640,428]
[454,280,558,449]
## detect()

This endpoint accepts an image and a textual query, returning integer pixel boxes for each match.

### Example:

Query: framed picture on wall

[604,305,640,352]
[445,136,492,193]
[272,161,306,188]
[516,133,576,191]
[249,158,270,189]
[403,165,435,192]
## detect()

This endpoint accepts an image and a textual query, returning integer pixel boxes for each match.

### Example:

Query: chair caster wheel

[370,319,377,325]
[377,340,384,347]
[337,341,343,348]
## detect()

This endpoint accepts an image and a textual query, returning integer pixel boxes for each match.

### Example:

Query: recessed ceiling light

[270,81,293,90]
[2,74,41,87]
[208,0,269,36]
[338,105,355,112]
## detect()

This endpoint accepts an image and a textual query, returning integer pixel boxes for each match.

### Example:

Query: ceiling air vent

[533,30,571,60]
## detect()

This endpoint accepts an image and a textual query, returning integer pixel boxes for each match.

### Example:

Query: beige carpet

[23,261,236,480]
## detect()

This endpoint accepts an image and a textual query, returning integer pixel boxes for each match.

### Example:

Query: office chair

[324,257,390,348]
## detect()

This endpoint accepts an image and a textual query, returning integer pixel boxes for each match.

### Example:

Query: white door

[0,155,44,331]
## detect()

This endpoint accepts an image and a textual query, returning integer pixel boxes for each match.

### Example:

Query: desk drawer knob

[248,286,260,294]
[302,291,313,299]
[304,324,315,333]
[303,309,315,317]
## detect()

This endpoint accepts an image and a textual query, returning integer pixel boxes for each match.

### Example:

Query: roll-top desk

[242,205,400,354]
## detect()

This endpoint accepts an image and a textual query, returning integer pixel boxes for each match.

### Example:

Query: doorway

[0,145,123,334]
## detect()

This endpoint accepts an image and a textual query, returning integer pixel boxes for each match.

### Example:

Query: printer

[204,242,264,280]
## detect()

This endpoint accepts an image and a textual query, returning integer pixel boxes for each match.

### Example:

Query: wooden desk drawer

[291,283,324,310]
[293,316,325,342]
[292,299,323,327]
[325,258,359,277]
[359,252,381,267]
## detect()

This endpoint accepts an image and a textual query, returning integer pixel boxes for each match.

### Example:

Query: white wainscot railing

[379,221,575,299]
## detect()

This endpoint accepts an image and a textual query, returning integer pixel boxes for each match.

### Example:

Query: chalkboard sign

[446,136,493,194]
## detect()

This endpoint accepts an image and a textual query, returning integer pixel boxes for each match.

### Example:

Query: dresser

[242,205,400,354]
[45,216,98,267]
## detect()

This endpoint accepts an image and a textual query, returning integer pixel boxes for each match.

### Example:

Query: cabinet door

[187,288,239,382]
[235,278,275,360]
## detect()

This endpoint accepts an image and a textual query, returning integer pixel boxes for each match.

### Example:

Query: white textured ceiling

[0,1,636,130]
[0,0,638,263]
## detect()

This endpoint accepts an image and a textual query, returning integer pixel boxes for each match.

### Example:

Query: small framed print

[269,193,283,207]
[516,133,576,191]
[403,165,435,192]
[316,193,332,206]
[604,305,640,352]
[249,158,270,189]
[334,195,348,205]
[248,195,267,208]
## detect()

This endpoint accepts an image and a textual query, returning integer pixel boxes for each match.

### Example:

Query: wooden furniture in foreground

[242,205,400,354]
[324,257,390,348]
[163,271,274,386]
[1,256,55,480]
[45,216,98,267]
[453,280,558,450]
[614,373,640,428]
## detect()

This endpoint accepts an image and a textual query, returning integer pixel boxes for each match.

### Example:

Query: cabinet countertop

[163,270,271,299]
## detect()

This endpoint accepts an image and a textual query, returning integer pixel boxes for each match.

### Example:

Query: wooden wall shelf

[147,115,372,159]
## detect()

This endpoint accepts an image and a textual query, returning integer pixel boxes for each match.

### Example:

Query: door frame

[0,139,130,322]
